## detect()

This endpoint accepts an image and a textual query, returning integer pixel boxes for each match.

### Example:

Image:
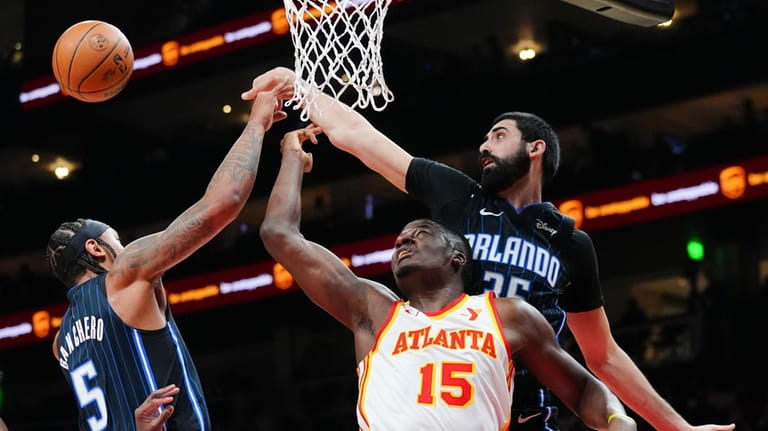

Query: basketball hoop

[282,0,395,120]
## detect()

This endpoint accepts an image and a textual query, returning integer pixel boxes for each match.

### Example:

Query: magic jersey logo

[534,218,558,236]
[391,325,497,358]
[465,233,562,288]
[57,315,105,370]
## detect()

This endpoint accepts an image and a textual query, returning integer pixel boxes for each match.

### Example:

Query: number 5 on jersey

[71,360,108,431]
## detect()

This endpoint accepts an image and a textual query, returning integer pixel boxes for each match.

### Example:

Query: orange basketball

[52,20,134,103]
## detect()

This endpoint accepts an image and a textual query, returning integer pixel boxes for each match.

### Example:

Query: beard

[480,147,531,194]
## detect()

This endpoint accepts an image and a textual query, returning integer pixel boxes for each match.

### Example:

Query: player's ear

[83,239,100,257]
[529,139,546,157]
[453,250,466,266]
[84,238,108,258]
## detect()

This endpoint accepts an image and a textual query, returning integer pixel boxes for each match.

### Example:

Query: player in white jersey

[357,293,512,430]
[244,67,735,431]
[259,127,637,431]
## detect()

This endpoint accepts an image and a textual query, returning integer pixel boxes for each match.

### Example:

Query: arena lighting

[518,47,537,61]
[555,155,768,232]
[510,39,543,62]
[18,0,414,110]
[48,156,79,180]
[1,155,766,351]
[686,237,705,262]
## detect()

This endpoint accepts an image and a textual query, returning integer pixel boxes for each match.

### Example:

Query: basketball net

[282,0,395,121]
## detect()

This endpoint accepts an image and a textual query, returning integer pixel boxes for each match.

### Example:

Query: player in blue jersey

[243,67,736,431]
[260,128,636,431]
[45,84,287,431]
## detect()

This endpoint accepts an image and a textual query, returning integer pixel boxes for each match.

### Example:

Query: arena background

[0,0,766,429]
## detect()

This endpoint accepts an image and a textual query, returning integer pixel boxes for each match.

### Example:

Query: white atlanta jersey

[356,292,514,431]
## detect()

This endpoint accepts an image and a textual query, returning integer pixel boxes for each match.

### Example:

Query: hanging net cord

[284,0,395,120]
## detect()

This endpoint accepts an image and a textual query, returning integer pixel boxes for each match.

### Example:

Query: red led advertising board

[553,155,768,232]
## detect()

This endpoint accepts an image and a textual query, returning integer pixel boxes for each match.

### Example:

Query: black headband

[56,219,111,276]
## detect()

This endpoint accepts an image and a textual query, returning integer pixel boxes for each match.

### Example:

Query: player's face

[102,229,124,250]
[392,220,453,280]
[479,120,531,193]
[98,229,125,259]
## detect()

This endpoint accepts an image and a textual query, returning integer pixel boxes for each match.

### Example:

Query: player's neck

[497,176,542,210]
[74,272,99,286]
[402,281,464,313]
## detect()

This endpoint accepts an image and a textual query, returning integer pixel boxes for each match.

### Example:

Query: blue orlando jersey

[56,273,210,431]
[406,158,603,429]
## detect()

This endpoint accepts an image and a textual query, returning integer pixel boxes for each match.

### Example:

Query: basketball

[52,20,134,103]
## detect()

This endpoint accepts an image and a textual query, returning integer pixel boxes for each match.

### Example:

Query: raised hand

[280,126,322,173]
[134,384,179,431]
[247,80,290,130]
[241,67,296,102]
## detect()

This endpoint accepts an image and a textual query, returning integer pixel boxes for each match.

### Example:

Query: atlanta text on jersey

[391,326,498,358]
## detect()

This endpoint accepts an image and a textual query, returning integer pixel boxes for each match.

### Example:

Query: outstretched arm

[497,297,635,431]
[110,83,287,288]
[568,309,736,431]
[242,67,413,192]
[260,129,397,337]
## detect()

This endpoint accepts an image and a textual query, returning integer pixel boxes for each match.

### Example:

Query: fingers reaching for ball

[242,67,296,102]
[279,127,322,173]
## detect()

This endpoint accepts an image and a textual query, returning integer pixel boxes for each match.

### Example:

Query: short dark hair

[492,111,560,184]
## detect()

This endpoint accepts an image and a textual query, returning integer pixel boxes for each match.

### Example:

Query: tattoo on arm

[120,123,265,280]
[207,126,264,191]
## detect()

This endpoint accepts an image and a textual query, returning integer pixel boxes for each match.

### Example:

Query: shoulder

[361,279,401,316]
[363,279,400,303]
[406,158,481,213]
[493,296,553,347]
[409,157,447,171]
[569,227,597,253]
[557,227,600,279]
[409,157,477,184]
[493,295,543,326]
[542,203,593,253]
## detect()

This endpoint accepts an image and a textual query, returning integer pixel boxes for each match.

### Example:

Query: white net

[282,0,395,121]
